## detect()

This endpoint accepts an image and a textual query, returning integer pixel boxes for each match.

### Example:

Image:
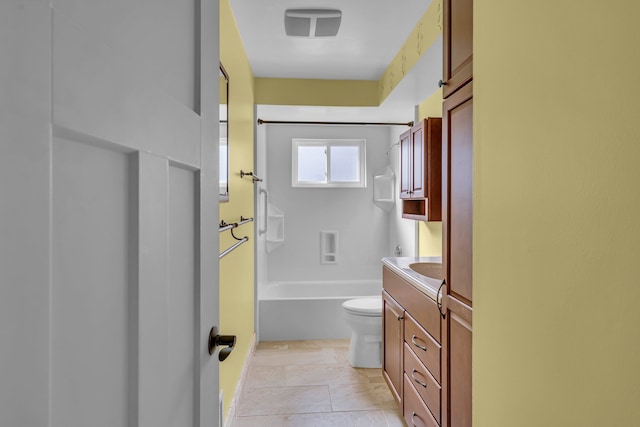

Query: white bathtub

[258,279,382,341]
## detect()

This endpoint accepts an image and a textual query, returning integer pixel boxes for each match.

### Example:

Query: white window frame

[292,138,367,188]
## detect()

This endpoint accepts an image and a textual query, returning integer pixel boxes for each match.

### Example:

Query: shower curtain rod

[257,119,413,127]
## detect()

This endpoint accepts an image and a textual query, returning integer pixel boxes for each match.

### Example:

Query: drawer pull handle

[411,411,419,426]
[411,335,427,351]
[398,315,404,320]
[411,369,428,388]
[437,280,446,319]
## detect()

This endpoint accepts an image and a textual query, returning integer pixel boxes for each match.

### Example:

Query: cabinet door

[443,83,473,305]
[425,118,443,221]
[383,291,405,406]
[443,0,473,98]
[442,82,473,427]
[411,123,426,198]
[442,300,472,427]
[399,129,412,199]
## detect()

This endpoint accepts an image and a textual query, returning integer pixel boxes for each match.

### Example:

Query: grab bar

[219,216,253,258]
[219,216,254,233]
[236,216,254,227]
[219,237,248,259]
[240,170,263,183]
[219,222,235,233]
[258,188,268,236]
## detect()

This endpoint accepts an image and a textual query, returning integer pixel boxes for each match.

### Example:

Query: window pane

[297,146,326,182]
[329,146,360,182]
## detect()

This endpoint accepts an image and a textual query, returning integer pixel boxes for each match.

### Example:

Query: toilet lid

[342,297,382,316]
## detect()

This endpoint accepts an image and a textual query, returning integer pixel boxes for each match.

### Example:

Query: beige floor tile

[231,414,285,427]
[383,408,406,426]
[335,345,349,364]
[232,340,402,426]
[251,348,339,367]
[258,339,349,351]
[256,341,290,350]
[329,383,398,412]
[356,367,386,383]
[362,367,384,378]
[312,339,350,349]
[282,410,391,427]
[244,365,286,388]
[367,375,387,384]
[285,364,372,386]
[233,410,406,427]
[236,385,332,416]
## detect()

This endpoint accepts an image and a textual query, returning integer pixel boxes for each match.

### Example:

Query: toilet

[342,296,383,368]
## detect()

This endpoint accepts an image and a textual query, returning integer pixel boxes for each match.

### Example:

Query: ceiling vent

[284,9,342,38]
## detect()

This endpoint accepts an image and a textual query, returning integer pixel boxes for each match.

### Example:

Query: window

[292,139,366,188]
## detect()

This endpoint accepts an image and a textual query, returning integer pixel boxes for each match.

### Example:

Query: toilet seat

[342,297,382,317]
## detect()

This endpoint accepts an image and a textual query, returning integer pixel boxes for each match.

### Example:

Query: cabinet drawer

[383,267,441,342]
[404,342,440,422]
[403,373,439,427]
[404,312,441,383]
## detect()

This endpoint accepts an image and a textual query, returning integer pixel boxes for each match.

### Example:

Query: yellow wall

[378,0,442,103]
[417,88,443,257]
[255,78,379,106]
[219,0,255,419]
[417,87,443,121]
[474,1,640,426]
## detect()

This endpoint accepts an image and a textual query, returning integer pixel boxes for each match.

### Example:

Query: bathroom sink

[409,262,444,280]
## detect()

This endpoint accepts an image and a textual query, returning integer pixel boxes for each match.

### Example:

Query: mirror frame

[219,63,229,202]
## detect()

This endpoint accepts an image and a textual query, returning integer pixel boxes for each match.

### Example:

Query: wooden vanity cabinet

[383,266,442,425]
[400,118,442,222]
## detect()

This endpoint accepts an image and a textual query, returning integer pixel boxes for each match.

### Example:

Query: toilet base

[347,333,382,368]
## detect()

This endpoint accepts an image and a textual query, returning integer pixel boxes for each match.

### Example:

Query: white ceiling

[257,36,443,123]
[228,0,440,121]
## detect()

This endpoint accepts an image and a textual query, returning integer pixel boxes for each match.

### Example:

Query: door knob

[438,79,447,87]
[208,327,236,361]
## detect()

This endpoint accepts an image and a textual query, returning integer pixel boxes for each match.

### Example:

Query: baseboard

[223,333,257,427]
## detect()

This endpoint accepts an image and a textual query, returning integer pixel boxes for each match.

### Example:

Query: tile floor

[230,339,406,427]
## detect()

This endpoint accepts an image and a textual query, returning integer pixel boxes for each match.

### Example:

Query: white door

[0,1,221,426]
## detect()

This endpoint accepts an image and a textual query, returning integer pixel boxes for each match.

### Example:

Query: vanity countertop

[381,256,445,303]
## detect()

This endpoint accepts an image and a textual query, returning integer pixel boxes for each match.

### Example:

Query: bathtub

[258,279,382,341]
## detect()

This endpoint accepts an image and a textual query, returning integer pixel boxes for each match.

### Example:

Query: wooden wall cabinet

[399,118,442,222]
[442,0,473,425]
[442,81,473,427]
[442,0,473,98]
[382,266,442,426]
